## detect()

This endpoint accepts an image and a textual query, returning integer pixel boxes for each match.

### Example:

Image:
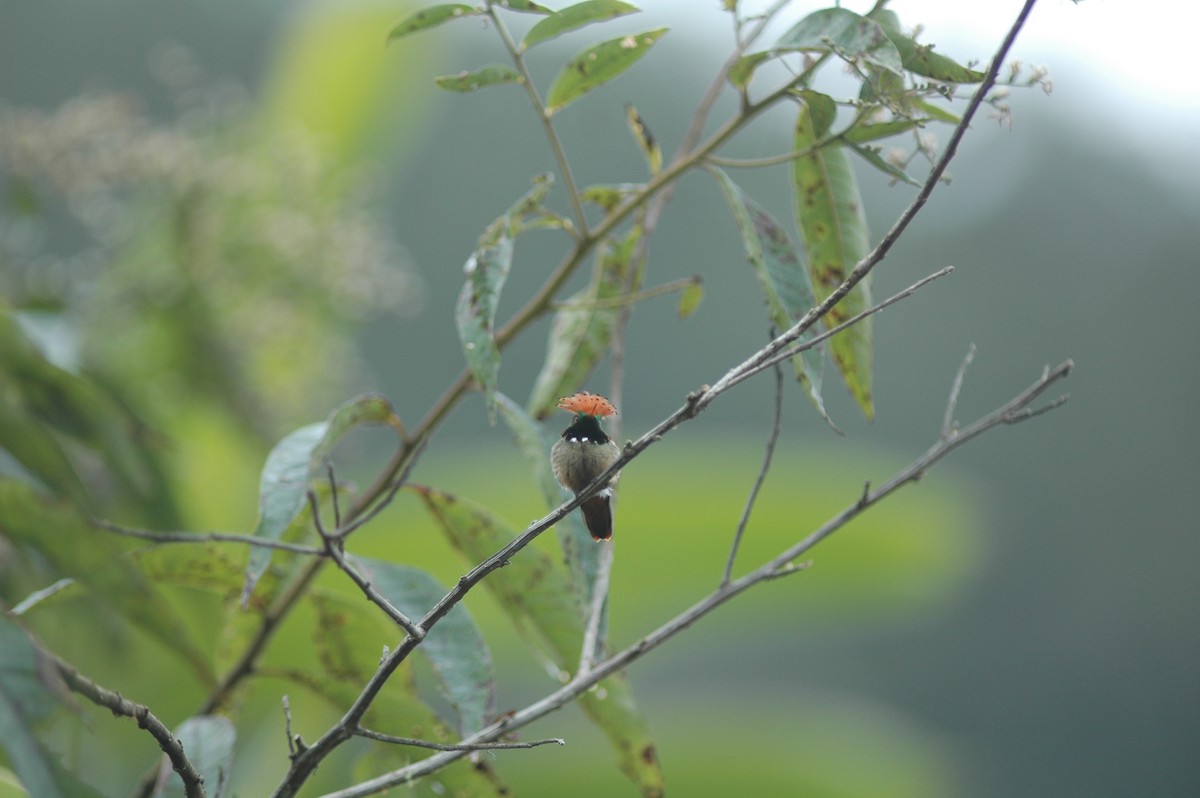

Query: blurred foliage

[0,1,1012,796]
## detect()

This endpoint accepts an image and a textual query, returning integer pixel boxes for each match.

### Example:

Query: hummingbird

[551,392,621,541]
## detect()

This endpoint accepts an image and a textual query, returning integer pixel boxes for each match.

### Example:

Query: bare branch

[943,343,977,438]
[93,519,324,555]
[723,342,784,586]
[55,657,206,798]
[320,356,1072,798]
[578,541,614,674]
[355,726,564,752]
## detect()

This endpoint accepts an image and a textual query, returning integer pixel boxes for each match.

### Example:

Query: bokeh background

[2,0,1197,796]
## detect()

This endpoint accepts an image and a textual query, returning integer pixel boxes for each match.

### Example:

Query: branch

[320,357,1073,798]
[354,726,563,752]
[54,657,206,798]
[93,520,324,555]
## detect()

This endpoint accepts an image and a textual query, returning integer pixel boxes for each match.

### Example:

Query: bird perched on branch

[551,392,621,541]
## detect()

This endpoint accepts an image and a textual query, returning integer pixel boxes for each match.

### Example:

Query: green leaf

[545,28,668,115]
[495,0,553,13]
[708,167,834,427]
[0,398,89,507]
[527,225,643,420]
[387,4,478,42]
[792,99,874,418]
[0,481,214,684]
[153,716,236,798]
[434,65,524,92]
[913,97,960,124]
[580,183,640,212]
[456,175,555,420]
[842,118,920,144]
[413,486,664,796]
[729,51,771,89]
[522,0,641,51]
[848,142,920,186]
[241,394,401,604]
[776,8,902,76]
[798,88,837,138]
[677,280,704,319]
[493,394,596,617]
[347,556,496,735]
[871,9,986,83]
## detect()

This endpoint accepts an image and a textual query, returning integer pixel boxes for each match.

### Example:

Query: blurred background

[2,0,1197,796]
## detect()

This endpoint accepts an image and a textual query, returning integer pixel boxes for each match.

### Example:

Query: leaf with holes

[792,97,874,419]
[522,0,641,51]
[435,65,524,92]
[776,7,902,76]
[709,166,835,428]
[545,28,668,115]
[388,4,478,42]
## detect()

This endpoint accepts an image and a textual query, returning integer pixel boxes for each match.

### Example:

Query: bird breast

[552,438,620,494]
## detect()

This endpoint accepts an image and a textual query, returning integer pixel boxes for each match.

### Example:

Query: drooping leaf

[522,0,641,51]
[0,398,88,507]
[493,393,596,616]
[527,225,643,420]
[799,88,837,138]
[241,394,402,604]
[847,142,919,186]
[413,486,664,796]
[153,716,236,798]
[545,28,668,115]
[456,175,556,421]
[435,65,523,92]
[387,4,478,42]
[348,556,496,735]
[776,7,902,76]
[0,481,214,684]
[871,9,986,83]
[625,103,662,174]
[792,98,874,418]
[708,167,835,427]
[913,97,961,124]
[0,617,103,798]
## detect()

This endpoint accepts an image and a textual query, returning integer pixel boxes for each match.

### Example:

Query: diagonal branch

[320,356,1073,798]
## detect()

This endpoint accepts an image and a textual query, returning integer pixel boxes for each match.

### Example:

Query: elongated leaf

[913,97,961,124]
[241,394,401,604]
[792,99,874,418]
[0,482,213,684]
[0,398,88,506]
[776,7,902,76]
[848,142,919,186]
[708,167,834,427]
[435,65,523,92]
[545,28,668,115]
[413,486,664,796]
[456,175,555,420]
[349,556,496,735]
[871,9,985,83]
[527,226,643,420]
[153,716,236,798]
[625,103,661,174]
[677,280,704,319]
[842,118,920,144]
[496,0,553,12]
[522,0,641,51]
[388,4,477,42]
[493,394,596,616]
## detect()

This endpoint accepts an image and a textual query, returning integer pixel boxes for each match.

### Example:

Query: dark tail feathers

[580,494,612,541]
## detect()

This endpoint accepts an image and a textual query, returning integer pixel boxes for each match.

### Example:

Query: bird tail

[580,493,613,541]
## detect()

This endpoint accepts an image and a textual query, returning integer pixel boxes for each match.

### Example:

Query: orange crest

[556,391,617,417]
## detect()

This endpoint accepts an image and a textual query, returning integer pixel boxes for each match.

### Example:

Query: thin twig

[550,275,701,311]
[943,343,977,438]
[319,358,1073,798]
[308,491,423,640]
[355,726,563,752]
[578,541,614,674]
[93,520,325,555]
[722,344,784,586]
[55,656,206,798]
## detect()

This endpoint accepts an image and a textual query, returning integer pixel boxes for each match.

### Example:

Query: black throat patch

[561,414,610,444]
